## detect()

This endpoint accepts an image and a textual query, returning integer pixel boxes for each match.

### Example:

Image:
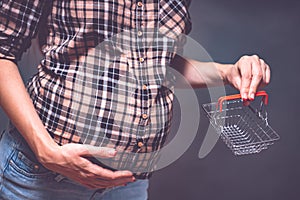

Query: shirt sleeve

[0,0,47,62]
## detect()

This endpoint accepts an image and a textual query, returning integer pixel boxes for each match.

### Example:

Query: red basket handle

[217,90,269,112]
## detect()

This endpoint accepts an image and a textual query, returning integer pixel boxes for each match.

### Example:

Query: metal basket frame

[202,91,279,155]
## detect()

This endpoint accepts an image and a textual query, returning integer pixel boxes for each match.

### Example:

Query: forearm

[0,59,58,162]
[171,55,232,88]
[171,54,271,100]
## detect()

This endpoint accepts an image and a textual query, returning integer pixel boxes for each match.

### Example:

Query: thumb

[76,144,117,158]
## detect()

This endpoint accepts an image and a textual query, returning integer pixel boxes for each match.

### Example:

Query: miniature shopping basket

[202,91,279,155]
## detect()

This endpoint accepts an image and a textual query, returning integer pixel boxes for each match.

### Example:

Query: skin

[0,53,270,189]
[172,54,270,99]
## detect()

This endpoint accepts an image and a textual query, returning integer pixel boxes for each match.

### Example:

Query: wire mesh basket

[202,91,279,155]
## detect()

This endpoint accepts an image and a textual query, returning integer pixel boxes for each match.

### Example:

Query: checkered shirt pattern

[0,0,192,178]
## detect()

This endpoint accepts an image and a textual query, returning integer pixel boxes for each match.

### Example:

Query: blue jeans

[0,127,148,200]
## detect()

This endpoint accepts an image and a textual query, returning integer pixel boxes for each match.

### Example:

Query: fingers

[87,177,134,189]
[76,174,134,189]
[64,157,135,189]
[236,55,271,100]
[47,144,136,189]
[91,164,133,180]
[230,64,242,90]
[265,61,271,85]
[78,147,135,187]
[79,162,135,189]
[248,57,263,100]
[260,59,267,84]
[77,144,117,158]
[239,56,253,100]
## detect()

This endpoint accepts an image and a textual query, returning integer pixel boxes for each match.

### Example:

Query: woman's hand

[225,55,271,100]
[40,144,135,189]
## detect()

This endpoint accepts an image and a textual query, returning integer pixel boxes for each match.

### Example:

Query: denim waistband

[4,122,151,179]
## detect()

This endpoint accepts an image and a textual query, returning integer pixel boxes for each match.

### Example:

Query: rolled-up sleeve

[0,0,46,62]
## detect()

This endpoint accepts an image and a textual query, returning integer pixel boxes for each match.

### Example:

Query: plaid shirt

[0,0,191,178]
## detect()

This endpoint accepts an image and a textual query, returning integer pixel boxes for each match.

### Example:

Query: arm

[172,54,270,100]
[0,59,57,159]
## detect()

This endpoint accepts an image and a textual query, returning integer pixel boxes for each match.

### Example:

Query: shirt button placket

[136,0,149,128]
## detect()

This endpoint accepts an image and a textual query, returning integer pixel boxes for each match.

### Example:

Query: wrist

[24,127,60,164]
[36,142,60,165]
[217,63,233,85]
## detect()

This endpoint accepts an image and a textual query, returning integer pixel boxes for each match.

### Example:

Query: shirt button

[138,141,144,148]
[142,113,148,119]
[137,1,143,7]
[142,84,147,90]
[139,57,145,63]
[137,31,143,37]
[34,165,39,170]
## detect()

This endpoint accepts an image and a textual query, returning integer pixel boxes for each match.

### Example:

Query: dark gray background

[149,0,300,200]
[1,0,299,199]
